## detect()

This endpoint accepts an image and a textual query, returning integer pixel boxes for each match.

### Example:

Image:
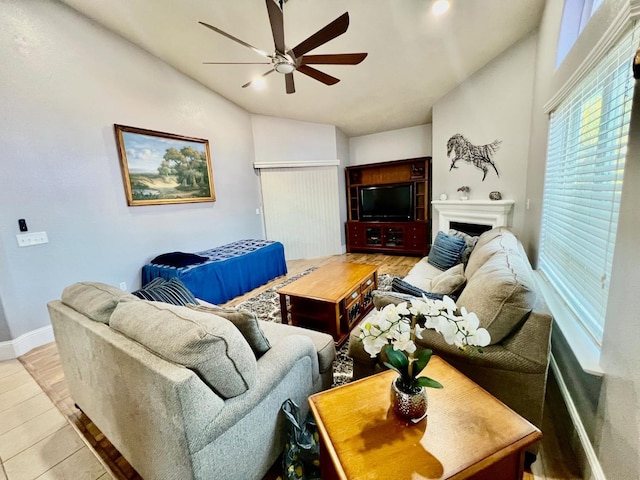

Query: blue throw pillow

[427,231,466,270]
[391,278,445,301]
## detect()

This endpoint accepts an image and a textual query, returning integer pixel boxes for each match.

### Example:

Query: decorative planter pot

[459,195,469,201]
[390,377,428,422]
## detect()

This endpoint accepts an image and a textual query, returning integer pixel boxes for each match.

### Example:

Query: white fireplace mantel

[431,200,515,232]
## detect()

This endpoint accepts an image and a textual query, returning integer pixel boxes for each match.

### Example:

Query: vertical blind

[539,22,638,344]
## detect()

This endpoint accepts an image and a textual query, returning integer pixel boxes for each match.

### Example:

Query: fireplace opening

[450,222,492,237]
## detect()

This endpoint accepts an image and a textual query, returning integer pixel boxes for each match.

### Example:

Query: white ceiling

[59,0,545,137]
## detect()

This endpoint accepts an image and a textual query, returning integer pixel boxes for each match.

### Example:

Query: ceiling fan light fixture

[431,0,450,16]
[274,61,296,74]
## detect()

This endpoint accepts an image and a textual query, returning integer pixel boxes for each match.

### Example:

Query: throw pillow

[110,300,257,399]
[390,278,445,300]
[448,229,479,265]
[427,231,466,271]
[132,277,197,306]
[150,251,208,268]
[187,304,271,359]
[372,290,420,310]
[428,263,466,295]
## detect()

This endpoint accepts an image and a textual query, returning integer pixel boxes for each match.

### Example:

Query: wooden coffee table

[277,263,378,345]
[308,356,542,480]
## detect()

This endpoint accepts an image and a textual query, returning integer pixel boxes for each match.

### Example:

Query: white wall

[251,115,338,165]
[0,1,262,340]
[336,128,350,249]
[349,125,432,165]
[431,32,538,238]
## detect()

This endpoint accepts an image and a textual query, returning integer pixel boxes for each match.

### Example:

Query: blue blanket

[142,239,287,304]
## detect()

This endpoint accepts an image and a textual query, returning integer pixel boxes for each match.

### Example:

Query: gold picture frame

[114,124,215,206]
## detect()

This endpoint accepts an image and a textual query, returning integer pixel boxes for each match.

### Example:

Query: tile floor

[0,359,109,480]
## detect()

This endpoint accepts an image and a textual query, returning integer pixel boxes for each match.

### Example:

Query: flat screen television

[359,183,414,221]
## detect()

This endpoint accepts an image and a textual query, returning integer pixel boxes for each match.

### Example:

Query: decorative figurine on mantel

[489,191,502,200]
[457,186,470,200]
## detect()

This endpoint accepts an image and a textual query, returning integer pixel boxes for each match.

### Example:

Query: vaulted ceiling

[60,0,545,137]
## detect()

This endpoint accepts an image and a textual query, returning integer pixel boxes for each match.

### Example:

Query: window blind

[539,22,638,344]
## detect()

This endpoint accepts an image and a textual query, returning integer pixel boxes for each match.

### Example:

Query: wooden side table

[277,263,378,345]
[308,356,541,480]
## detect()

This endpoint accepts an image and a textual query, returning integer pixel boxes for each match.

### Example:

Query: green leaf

[385,345,409,370]
[413,348,433,373]
[382,361,403,377]
[416,376,444,389]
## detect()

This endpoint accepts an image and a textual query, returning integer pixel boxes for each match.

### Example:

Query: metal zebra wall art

[446,133,502,181]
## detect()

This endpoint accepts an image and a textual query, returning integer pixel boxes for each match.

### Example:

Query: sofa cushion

[456,250,537,344]
[110,301,257,399]
[132,277,197,306]
[465,229,519,280]
[187,304,271,359]
[391,278,445,300]
[427,231,466,270]
[428,263,466,295]
[61,282,139,324]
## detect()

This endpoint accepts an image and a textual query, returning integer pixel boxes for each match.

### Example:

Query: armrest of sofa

[206,335,319,437]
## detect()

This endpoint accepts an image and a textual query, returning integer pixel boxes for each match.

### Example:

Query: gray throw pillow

[428,263,466,295]
[132,277,197,306]
[187,304,271,358]
[448,229,479,265]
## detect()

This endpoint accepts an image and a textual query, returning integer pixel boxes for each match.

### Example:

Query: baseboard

[0,325,54,361]
[550,354,607,480]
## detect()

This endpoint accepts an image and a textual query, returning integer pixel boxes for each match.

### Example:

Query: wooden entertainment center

[345,157,431,256]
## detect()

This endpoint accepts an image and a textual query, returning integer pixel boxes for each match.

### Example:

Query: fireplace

[450,222,492,237]
[431,200,515,235]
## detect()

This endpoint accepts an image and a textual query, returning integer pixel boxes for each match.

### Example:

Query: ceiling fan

[199,0,368,94]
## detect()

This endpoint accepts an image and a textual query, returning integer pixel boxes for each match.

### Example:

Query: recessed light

[432,0,450,16]
[252,78,266,90]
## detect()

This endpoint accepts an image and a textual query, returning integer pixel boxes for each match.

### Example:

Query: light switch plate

[16,231,49,247]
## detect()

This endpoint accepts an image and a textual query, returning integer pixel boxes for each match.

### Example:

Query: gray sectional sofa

[348,227,553,450]
[48,282,336,480]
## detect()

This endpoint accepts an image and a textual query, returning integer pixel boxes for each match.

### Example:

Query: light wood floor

[1,253,582,480]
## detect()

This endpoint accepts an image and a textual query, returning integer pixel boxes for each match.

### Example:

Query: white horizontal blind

[539,22,638,344]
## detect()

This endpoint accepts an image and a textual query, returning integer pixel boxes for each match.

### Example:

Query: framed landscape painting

[114,124,215,206]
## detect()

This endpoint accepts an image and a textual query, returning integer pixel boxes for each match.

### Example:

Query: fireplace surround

[431,200,515,235]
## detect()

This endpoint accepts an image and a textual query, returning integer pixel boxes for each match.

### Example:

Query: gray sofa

[48,281,335,480]
[348,227,553,445]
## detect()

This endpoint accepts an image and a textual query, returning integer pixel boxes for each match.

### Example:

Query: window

[556,0,604,67]
[539,23,638,344]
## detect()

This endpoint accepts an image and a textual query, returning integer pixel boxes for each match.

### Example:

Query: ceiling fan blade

[285,73,295,94]
[242,69,275,88]
[301,53,368,65]
[203,62,271,65]
[199,21,271,59]
[265,0,286,53]
[291,12,349,58]
[297,65,340,85]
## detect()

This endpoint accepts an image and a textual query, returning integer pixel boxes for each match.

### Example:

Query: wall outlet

[119,282,127,291]
[16,231,48,247]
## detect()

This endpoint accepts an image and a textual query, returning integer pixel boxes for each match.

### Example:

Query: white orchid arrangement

[359,296,490,393]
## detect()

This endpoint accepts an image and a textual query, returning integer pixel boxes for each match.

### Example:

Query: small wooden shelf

[345,157,432,256]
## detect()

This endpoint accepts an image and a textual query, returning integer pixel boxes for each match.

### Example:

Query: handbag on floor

[281,399,321,480]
